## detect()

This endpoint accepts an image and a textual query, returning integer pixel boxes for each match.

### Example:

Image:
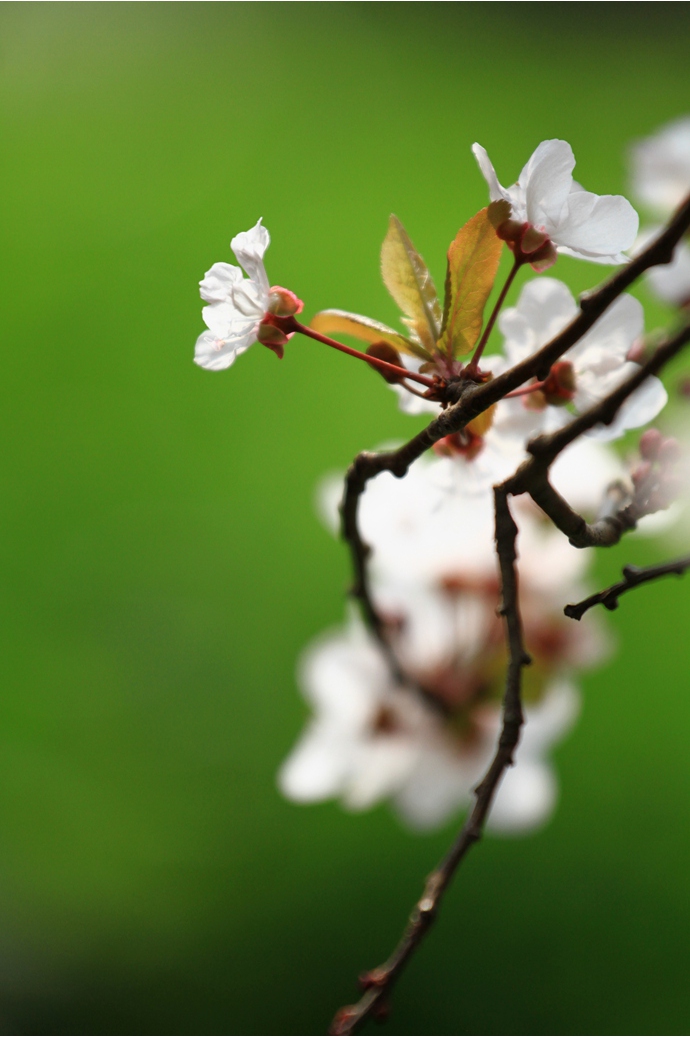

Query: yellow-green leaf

[439,201,508,358]
[381,215,442,352]
[309,309,429,360]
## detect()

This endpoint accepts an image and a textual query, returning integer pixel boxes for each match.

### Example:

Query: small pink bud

[626,338,647,364]
[267,286,304,317]
[639,428,664,460]
[631,459,652,486]
[658,436,681,464]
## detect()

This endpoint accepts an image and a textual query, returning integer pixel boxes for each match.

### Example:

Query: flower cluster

[194,130,687,837]
[279,443,616,831]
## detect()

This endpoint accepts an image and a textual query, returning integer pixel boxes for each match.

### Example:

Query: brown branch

[565,554,690,620]
[330,489,530,1036]
[331,197,690,1035]
[508,321,690,545]
[340,195,690,642]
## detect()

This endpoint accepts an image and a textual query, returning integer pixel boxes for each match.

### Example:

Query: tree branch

[340,197,690,643]
[565,554,690,620]
[329,489,530,1036]
[331,196,690,1034]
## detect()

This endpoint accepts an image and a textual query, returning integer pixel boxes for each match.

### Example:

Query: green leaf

[309,309,429,360]
[438,201,508,358]
[381,215,442,353]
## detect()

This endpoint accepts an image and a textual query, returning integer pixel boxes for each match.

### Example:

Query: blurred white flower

[473,139,639,265]
[630,117,690,216]
[630,119,690,307]
[497,278,667,441]
[279,616,580,833]
[285,448,614,832]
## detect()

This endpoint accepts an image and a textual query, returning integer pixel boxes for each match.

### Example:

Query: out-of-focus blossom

[630,119,690,307]
[630,117,690,216]
[497,278,667,441]
[194,221,302,370]
[473,140,639,265]
[283,447,613,832]
[279,617,580,832]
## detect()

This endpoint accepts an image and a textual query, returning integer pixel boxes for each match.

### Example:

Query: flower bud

[366,341,405,383]
[659,436,681,464]
[256,320,288,358]
[542,361,576,406]
[639,428,664,460]
[267,286,304,317]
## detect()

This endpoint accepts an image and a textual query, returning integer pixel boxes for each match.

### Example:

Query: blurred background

[1,2,690,1033]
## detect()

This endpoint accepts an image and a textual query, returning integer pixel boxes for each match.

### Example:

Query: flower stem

[465,256,521,375]
[504,379,545,399]
[288,319,437,388]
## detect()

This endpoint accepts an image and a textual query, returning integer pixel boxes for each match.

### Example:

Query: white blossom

[285,448,614,832]
[497,278,667,441]
[630,117,690,216]
[278,616,581,833]
[473,140,639,265]
[194,220,271,371]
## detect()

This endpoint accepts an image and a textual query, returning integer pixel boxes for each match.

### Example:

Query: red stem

[288,319,437,388]
[465,256,521,375]
[505,379,545,399]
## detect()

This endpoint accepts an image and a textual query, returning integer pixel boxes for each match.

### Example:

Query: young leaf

[438,200,509,358]
[381,215,442,352]
[309,309,430,360]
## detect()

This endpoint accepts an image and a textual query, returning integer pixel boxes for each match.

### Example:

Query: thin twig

[330,489,530,1036]
[565,554,690,620]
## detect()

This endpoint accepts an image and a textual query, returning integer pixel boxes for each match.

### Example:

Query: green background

[1,3,690,1033]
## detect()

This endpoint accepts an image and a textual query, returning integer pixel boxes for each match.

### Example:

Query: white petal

[647,239,690,306]
[277,723,355,803]
[231,219,270,296]
[520,139,575,232]
[343,738,419,811]
[199,262,242,303]
[569,292,643,369]
[487,760,557,834]
[596,377,668,441]
[472,143,511,204]
[194,329,253,372]
[553,190,639,263]
[499,277,576,365]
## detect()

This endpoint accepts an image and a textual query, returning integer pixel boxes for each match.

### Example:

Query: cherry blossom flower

[497,278,667,441]
[283,448,613,832]
[630,117,690,216]
[278,616,580,832]
[194,220,302,370]
[630,120,690,307]
[473,140,639,265]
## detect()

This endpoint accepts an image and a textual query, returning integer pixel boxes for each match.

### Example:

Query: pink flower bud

[267,286,304,317]
[658,436,681,464]
[639,428,664,460]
